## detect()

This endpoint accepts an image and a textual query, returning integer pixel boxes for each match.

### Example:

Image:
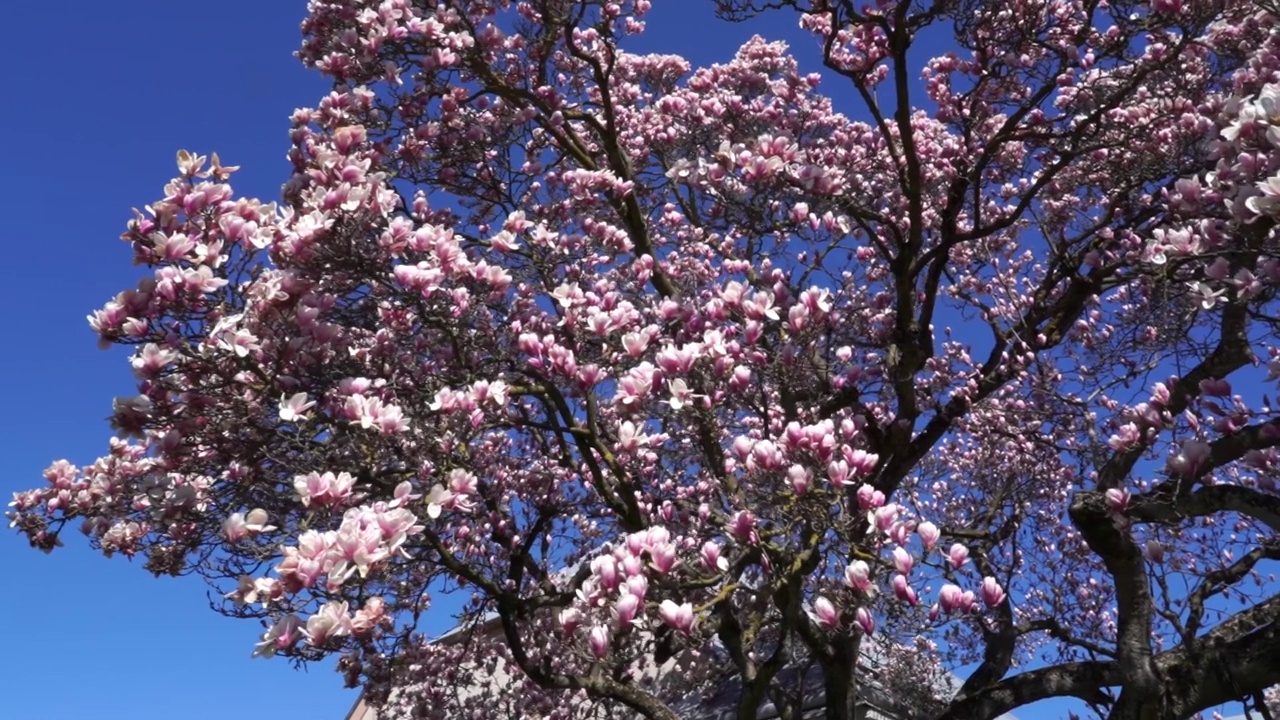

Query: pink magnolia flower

[611,593,641,629]
[252,614,302,658]
[625,574,649,601]
[559,608,582,635]
[888,521,912,547]
[350,597,387,635]
[650,543,678,575]
[592,556,621,592]
[845,448,879,476]
[222,508,275,542]
[728,511,757,543]
[870,504,899,533]
[388,481,419,508]
[424,484,454,519]
[812,596,840,629]
[658,600,695,633]
[917,521,941,551]
[856,483,885,509]
[620,332,649,357]
[1167,440,1212,477]
[788,464,811,494]
[827,459,851,487]
[1145,539,1166,564]
[981,577,1006,607]
[854,607,875,635]
[1105,488,1131,513]
[294,471,355,508]
[304,601,352,646]
[939,584,964,614]
[891,574,918,605]
[701,541,728,571]
[278,392,316,422]
[225,575,281,607]
[1108,423,1142,451]
[948,543,970,570]
[845,560,872,592]
[892,546,913,575]
[588,625,611,658]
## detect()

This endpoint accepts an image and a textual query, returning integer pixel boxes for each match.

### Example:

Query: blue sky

[0,3,812,719]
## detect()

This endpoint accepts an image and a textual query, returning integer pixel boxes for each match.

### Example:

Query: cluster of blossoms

[12,1,1280,719]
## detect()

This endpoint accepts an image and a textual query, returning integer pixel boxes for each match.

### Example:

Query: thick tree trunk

[1106,689,1166,720]
[822,664,858,720]
[822,637,860,720]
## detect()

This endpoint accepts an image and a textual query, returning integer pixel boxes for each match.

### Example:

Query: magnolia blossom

[981,577,1006,608]
[294,471,355,508]
[812,596,840,629]
[701,541,728,571]
[939,584,964,614]
[845,560,872,592]
[892,546,914,575]
[588,626,610,659]
[559,608,582,635]
[658,600,695,634]
[304,601,352,646]
[854,607,875,635]
[917,521,941,551]
[252,615,301,658]
[222,509,274,542]
[278,392,316,422]
[1105,488,1131,513]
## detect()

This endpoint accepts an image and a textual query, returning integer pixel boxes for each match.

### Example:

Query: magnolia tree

[13,1,1280,719]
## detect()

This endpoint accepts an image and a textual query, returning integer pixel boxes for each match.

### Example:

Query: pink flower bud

[939,583,963,614]
[871,504,899,532]
[856,483,882,509]
[558,608,581,634]
[948,543,970,570]
[788,464,811,494]
[588,626,610,658]
[1105,488,1130,513]
[702,541,728,571]
[981,577,1006,607]
[917,521,940,551]
[888,521,911,546]
[729,511,756,542]
[854,607,875,635]
[612,593,641,629]
[625,574,649,601]
[845,560,872,591]
[813,596,839,629]
[892,546,913,575]
[828,459,850,487]
[658,600,695,633]
[892,574,917,605]
[1144,539,1165,564]
[593,556,620,591]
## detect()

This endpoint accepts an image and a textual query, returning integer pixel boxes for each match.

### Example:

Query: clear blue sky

[0,3,807,719]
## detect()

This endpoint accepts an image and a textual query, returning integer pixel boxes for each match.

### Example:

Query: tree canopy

[12,1,1280,719]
